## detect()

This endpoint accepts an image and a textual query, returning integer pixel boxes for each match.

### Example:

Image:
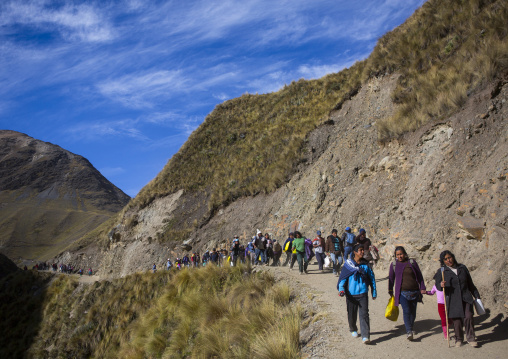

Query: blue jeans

[399,292,418,333]
[255,248,266,264]
[329,253,343,274]
[344,246,354,261]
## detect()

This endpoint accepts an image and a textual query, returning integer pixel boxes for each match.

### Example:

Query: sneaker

[407,332,413,341]
[351,331,358,338]
[469,341,478,347]
[455,340,463,348]
[362,338,370,344]
[304,270,308,274]
[299,272,303,275]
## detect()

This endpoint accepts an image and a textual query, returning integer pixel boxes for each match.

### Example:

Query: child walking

[426,284,452,339]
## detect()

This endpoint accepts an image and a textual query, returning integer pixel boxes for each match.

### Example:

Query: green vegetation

[1,265,300,358]
[366,0,508,140]
[125,0,506,220]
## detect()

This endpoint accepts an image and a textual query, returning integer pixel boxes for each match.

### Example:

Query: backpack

[345,232,355,245]
[332,237,341,252]
[274,242,282,252]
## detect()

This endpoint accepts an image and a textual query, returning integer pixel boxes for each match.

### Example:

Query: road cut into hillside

[265,260,507,359]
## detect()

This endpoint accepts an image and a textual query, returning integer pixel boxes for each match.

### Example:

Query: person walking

[388,246,426,340]
[292,231,308,275]
[326,229,344,276]
[435,250,481,348]
[272,240,282,266]
[252,230,266,265]
[426,284,451,340]
[230,236,241,266]
[313,230,326,272]
[342,227,356,260]
[338,244,377,344]
[356,229,375,268]
[282,233,294,266]
[245,242,255,264]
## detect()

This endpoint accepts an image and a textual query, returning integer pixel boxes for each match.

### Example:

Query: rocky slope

[57,73,508,313]
[0,130,130,262]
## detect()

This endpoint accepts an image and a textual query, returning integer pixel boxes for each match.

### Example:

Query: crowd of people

[158,227,481,349]
[25,262,94,276]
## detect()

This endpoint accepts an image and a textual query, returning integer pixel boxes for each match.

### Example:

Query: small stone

[479,113,489,119]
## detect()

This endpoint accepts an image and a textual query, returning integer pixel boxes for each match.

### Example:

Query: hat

[360,228,366,234]
[317,230,321,235]
[345,227,351,231]
[233,238,239,242]
[256,229,262,235]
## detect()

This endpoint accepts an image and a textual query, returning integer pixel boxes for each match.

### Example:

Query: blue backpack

[345,232,356,245]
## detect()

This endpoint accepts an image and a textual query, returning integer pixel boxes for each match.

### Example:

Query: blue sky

[0,0,424,197]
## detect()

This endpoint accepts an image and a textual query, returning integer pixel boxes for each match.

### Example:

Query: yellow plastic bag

[385,295,399,321]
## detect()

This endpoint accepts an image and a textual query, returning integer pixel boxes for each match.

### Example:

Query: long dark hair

[394,246,408,261]
[439,250,459,267]
[294,231,302,238]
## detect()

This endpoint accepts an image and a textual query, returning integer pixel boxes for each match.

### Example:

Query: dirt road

[265,261,507,359]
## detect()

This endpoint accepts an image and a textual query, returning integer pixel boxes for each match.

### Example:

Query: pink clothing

[427,285,445,304]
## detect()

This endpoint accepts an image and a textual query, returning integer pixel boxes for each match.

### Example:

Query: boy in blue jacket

[338,244,377,344]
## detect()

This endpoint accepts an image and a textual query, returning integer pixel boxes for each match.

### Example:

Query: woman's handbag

[473,298,486,315]
[385,295,399,321]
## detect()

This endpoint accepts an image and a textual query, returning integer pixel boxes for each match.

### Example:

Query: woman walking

[388,246,426,341]
[435,250,481,347]
[313,230,326,272]
[292,231,308,275]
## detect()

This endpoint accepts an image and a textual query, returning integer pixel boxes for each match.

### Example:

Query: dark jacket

[434,264,480,319]
[325,235,343,254]
[283,237,293,252]
[388,259,426,306]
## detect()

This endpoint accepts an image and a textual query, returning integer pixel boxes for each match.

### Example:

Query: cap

[345,227,351,231]
[317,230,321,235]
[360,228,366,234]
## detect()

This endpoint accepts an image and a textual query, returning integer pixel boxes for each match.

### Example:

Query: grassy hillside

[0,131,130,260]
[131,0,506,210]
[79,0,506,246]
[0,266,300,359]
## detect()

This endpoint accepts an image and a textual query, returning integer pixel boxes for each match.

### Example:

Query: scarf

[338,258,369,285]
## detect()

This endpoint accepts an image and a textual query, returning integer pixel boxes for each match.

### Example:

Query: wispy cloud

[97,70,188,108]
[99,166,126,177]
[64,119,149,142]
[0,0,115,43]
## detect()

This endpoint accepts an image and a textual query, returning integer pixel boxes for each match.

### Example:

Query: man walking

[342,227,356,260]
[252,230,267,265]
[338,244,377,344]
[326,229,344,276]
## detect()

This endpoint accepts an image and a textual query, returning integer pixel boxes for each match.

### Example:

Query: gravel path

[265,261,507,359]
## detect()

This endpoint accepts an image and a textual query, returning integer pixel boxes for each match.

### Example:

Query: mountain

[59,0,507,312]
[0,130,130,262]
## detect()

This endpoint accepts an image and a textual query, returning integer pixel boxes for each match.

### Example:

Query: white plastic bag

[473,298,486,315]
[324,255,331,268]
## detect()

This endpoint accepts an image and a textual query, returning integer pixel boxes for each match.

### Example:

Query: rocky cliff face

[65,74,508,313]
[0,130,130,262]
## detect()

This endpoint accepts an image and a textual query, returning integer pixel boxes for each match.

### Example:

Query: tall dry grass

[7,265,300,358]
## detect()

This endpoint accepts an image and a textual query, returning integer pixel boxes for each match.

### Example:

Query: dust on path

[265,261,507,359]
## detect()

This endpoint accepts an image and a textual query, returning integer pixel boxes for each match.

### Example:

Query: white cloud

[99,166,126,177]
[213,93,229,101]
[97,70,188,108]
[64,119,149,142]
[0,0,115,43]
